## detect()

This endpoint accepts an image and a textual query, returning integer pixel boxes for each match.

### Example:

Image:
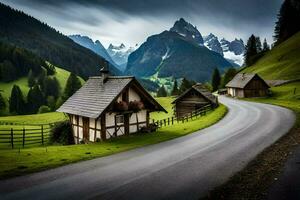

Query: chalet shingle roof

[57,76,166,118]
[172,83,217,104]
[225,73,269,89]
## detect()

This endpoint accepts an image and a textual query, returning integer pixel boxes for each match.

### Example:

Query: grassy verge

[150,96,175,120]
[204,81,300,200]
[0,112,67,126]
[0,104,227,179]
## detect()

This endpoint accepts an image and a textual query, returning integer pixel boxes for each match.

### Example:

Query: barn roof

[225,73,269,89]
[172,83,217,104]
[57,76,166,118]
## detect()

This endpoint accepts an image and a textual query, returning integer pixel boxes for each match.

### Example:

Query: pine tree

[9,85,25,114]
[47,96,56,111]
[244,34,258,66]
[211,68,221,91]
[27,84,44,113]
[255,37,262,53]
[38,67,47,90]
[27,69,35,88]
[274,0,300,44]
[222,68,237,88]
[43,77,60,99]
[62,73,82,102]
[171,79,179,96]
[179,78,193,94]
[262,38,270,52]
[157,85,168,97]
[0,93,6,112]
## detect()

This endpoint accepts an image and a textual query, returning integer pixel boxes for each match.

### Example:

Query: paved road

[0,96,295,200]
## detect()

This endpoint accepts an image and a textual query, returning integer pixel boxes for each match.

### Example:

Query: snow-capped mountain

[125,18,233,83]
[169,18,204,45]
[107,43,137,71]
[204,34,245,66]
[69,35,117,67]
[203,34,223,56]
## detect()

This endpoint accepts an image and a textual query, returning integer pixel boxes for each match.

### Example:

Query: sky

[1,0,283,48]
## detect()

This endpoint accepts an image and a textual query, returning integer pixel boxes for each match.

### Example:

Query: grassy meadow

[0,103,227,178]
[242,32,300,80]
[0,65,84,106]
[245,81,300,126]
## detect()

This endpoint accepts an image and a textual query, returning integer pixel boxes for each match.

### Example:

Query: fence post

[168,118,170,126]
[172,117,174,125]
[164,119,166,126]
[22,128,25,148]
[11,128,14,149]
[41,125,44,145]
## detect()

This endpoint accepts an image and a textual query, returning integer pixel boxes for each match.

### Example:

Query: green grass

[150,96,175,120]
[245,81,300,126]
[0,65,84,104]
[0,112,67,125]
[242,32,300,80]
[0,104,227,179]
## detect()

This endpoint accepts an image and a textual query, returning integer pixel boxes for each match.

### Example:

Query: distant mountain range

[125,18,234,82]
[69,35,117,67]
[0,3,120,79]
[106,43,137,71]
[204,33,245,66]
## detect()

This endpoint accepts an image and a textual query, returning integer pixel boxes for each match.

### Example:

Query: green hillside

[0,65,84,102]
[242,32,300,80]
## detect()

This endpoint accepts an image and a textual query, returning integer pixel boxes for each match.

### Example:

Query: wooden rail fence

[0,124,53,149]
[151,104,214,128]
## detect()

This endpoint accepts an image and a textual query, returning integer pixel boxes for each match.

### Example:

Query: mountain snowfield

[204,33,245,66]
[107,43,138,71]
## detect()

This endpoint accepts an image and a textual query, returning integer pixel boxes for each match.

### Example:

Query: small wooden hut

[172,83,218,119]
[226,73,269,98]
[57,66,166,143]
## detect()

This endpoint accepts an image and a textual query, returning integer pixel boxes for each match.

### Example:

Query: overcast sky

[1,0,282,48]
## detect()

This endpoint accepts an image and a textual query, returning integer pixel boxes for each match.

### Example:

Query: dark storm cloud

[0,0,283,46]
[8,0,281,22]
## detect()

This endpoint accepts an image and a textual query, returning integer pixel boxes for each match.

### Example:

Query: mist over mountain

[107,43,137,71]
[69,35,118,68]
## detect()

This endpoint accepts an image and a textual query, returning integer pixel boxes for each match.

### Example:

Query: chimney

[242,73,245,80]
[100,60,109,84]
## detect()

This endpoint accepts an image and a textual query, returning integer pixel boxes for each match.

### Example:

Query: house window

[116,115,124,124]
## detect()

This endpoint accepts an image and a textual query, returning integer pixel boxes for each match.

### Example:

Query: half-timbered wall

[69,85,150,143]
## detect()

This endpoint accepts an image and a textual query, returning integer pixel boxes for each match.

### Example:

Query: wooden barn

[226,73,270,98]
[57,66,166,143]
[172,83,218,119]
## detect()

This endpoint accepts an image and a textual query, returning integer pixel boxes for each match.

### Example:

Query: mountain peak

[169,18,204,45]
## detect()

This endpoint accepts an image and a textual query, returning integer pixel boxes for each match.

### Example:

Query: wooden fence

[151,104,214,128]
[0,124,53,149]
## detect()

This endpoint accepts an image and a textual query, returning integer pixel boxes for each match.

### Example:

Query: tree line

[0,42,55,82]
[244,0,300,67]
[0,72,82,115]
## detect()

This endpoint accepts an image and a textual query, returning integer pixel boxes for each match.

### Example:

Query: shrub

[38,105,51,113]
[49,121,74,145]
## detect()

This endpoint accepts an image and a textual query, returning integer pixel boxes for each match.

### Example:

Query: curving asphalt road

[0,96,295,200]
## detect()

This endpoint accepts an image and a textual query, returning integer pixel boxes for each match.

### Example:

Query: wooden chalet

[172,83,218,119]
[57,66,167,143]
[226,73,269,98]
